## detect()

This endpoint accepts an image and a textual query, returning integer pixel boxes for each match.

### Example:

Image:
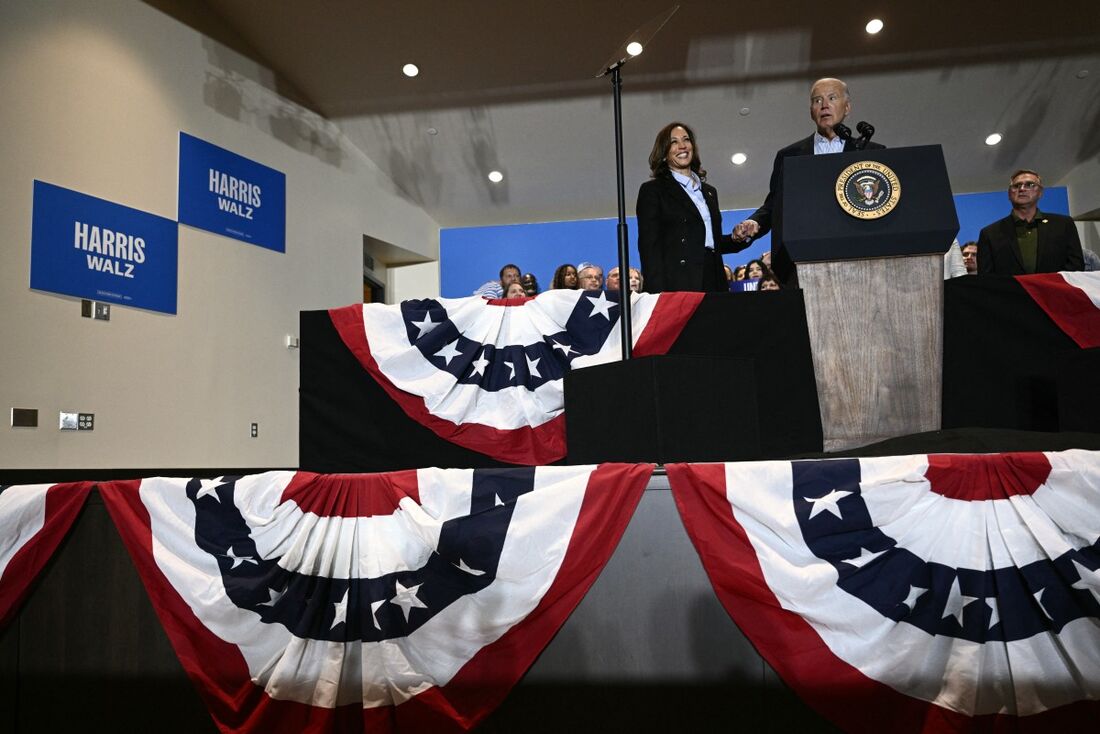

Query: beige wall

[0,0,440,469]
[1058,157,1100,254]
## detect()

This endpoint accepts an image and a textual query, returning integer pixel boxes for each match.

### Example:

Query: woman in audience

[551,264,579,289]
[734,264,747,281]
[759,274,781,291]
[520,273,540,296]
[504,281,528,298]
[636,121,748,292]
[745,258,775,281]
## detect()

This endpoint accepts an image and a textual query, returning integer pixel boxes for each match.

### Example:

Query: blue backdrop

[440,187,1070,297]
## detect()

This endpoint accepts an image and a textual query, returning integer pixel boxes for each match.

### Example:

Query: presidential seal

[835,161,901,219]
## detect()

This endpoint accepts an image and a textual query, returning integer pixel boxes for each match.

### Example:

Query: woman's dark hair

[648,121,706,180]
[745,258,775,281]
[551,263,578,289]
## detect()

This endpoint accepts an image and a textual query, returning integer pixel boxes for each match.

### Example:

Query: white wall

[1058,156,1100,254]
[0,0,440,469]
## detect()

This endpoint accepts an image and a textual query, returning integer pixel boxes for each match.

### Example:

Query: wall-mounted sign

[30,180,178,314]
[177,132,286,252]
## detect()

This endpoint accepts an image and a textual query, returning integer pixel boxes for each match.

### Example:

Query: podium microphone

[833,122,853,144]
[854,121,875,150]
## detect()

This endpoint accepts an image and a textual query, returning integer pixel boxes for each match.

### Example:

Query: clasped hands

[732,219,759,242]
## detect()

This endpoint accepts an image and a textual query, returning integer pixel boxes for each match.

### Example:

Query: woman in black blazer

[636,121,748,292]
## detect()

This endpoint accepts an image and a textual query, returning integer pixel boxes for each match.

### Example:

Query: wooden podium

[781,145,959,451]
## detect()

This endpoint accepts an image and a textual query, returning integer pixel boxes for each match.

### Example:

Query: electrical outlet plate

[250,422,258,438]
[94,302,111,321]
[78,413,94,430]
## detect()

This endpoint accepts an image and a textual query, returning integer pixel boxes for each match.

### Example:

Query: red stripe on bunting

[665,462,1100,734]
[280,470,421,518]
[924,453,1051,500]
[0,482,93,630]
[1016,273,1100,348]
[330,305,566,466]
[633,291,704,357]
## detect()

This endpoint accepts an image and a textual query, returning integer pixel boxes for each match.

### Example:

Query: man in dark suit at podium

[976,169,1083,275]
[733,78,884,286]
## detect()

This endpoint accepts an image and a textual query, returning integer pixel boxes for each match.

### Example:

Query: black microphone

[833,122,853,143]
[854,121,875,150]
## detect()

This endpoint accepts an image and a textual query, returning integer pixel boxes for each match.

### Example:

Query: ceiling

[145,0,1100,228]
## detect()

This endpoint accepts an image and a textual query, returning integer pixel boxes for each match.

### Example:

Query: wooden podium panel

[798,254,943,451]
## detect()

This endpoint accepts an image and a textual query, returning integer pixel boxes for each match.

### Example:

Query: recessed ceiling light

[865,19,884,34]
[488,171,504,183]
[985,133,1002,146]
[1077,69,1090,79]
[626,42,643,57]
[731,153,747,165]
[739,107,751,116]
[402,63,419,78]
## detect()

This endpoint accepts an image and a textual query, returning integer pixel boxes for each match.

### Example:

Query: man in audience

[977,170,1083,275]
[472,263,522,298]
[961,242,978,275]
[606,266,642,293]
[577,263,604,291]
[732,78,883,286]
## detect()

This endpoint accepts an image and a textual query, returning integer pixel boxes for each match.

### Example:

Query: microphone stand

[597,6,679,361]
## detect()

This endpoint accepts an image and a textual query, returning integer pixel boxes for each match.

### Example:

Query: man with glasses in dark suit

[976,169,1083,275]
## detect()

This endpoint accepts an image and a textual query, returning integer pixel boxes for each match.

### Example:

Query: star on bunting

[468,351,490,378]
[526,355,541,379]
[390,580,429,622]
[410,312,440,340]
[1071,559,1100,603]
[457,558,486,576]
[587,291,618,320]
[941,577,978,626]
[843,547,886,568]
[986,596,1001,629]
[258,585,285,607]
[1033,588,1053,620]
[902,585,928,611]
[806,489,853,519]
[330,589,348,630]
[435,339,462,365]
[550,339,575,358]
[195,478,224,502]
[225,546,258,569]
[368,599,385,630]
[503,360,516,382]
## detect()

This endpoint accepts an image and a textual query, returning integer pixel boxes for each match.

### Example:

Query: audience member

[961,241,978,275]
[944,240,968,279]
[977,169,1083,275]
[734,265,747,281]
[520,273,539,296]
[1084,248,1100,272]
[577,262,604,291]
[473,263,522,298]
[504,281,528,299]
[759,275,781,291]
[723,264,734,282]
[606,266,643,293]
[745,259,771,280]
[551,263,579,289]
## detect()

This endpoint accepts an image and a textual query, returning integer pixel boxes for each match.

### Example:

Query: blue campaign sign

[30,181,179,314]
[177,132,286,252]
